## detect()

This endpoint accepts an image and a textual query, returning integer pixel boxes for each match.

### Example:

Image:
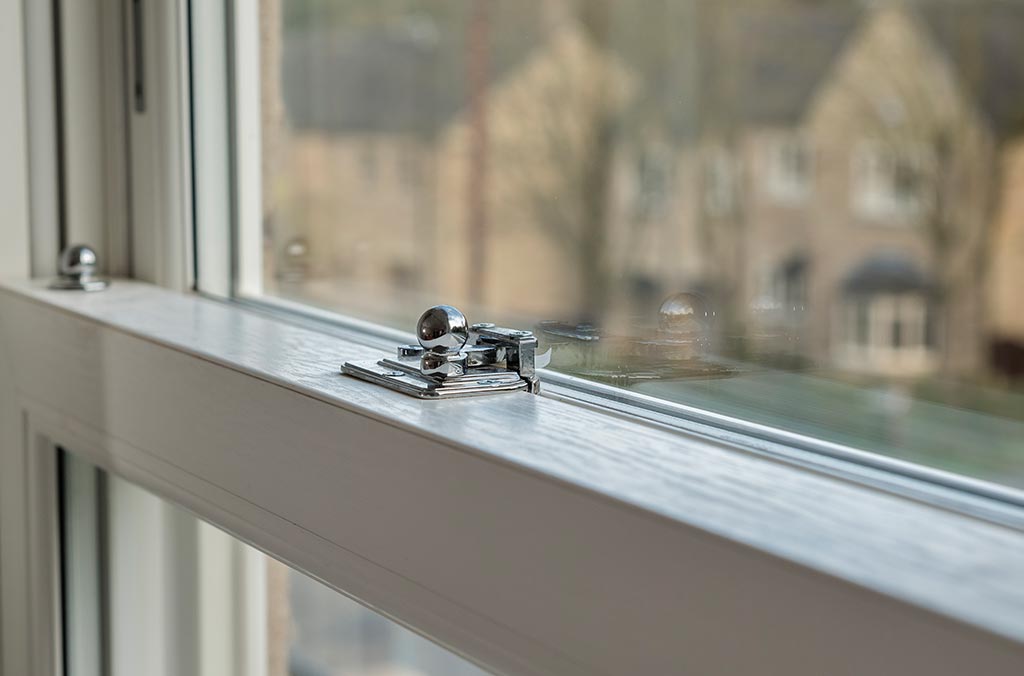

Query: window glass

[96,462,488,676]
[250,0,1024,488]
[270,559,487,676]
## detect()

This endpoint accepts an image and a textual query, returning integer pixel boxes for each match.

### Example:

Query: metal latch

[49,244,109,291]
[341,305,541,399]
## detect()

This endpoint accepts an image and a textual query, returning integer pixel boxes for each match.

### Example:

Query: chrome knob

[59,244,98,279]
[342,304,541,397]
[417,305,470,351]
[50,244,108,291]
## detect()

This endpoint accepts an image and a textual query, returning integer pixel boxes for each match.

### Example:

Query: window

[702,147,738,217]
[629,142,673,222]
[62,450,489,676]
[851,140,932,221]
[7,1,1024,674]
[204,3,1024,493]
[764,134,811,202]
[838,253,937,374]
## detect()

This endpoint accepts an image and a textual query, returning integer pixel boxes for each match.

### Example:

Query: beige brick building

[265,2,1024,381]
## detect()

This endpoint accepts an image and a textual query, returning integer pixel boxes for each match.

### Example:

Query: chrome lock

[49,244,109,291]
[341,305,541,399]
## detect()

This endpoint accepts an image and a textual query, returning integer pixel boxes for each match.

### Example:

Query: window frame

[6,278,1024,675]
[188,1,1024,512]
[5,1,1024,674]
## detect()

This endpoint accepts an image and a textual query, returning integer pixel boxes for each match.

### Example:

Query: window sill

[2,278,1023,674]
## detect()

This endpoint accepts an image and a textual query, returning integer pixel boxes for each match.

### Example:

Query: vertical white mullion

[26,432,63,676]
[58,0,108,260]
[129,0,193,290]
[0,350,63,676]
[233,0,264,298]
[107,478,166,676]
[191,0,233,297]
[197,522,269,676]
[61,453,104,676]
[97,0,132,277]
[0,319,29,676]
[46,0,131,275]
[0,0,31,279]
[197,522,237,676]
[22,0,61,277]
[236,543,269,676]
[192,0,272,298]
[107,477,183,676]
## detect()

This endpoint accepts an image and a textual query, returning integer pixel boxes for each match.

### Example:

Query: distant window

[765,135,811,202]
[631,144,673,222]
[842,293,935,374]
[851,141,931,221]
[855,299,870,346]
[703,148,736,217]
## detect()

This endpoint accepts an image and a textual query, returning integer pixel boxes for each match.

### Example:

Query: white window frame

[4,2,1024,675]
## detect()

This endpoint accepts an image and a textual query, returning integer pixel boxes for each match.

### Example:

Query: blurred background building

[263,0,1024,384]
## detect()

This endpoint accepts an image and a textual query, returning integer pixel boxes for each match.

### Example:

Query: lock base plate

[49,277,109,292]
[342,358,529,399]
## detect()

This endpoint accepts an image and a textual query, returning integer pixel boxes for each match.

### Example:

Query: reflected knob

[417,305,470,351]
[658,292,710,334]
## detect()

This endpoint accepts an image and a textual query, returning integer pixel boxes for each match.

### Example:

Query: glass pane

[95,463,488,676]
[269,560,487,676]
[250,1,1024,488]
[59,449,105,676]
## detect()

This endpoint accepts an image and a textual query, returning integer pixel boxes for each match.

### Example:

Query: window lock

[49,245,109,292]
[341,305,541,399]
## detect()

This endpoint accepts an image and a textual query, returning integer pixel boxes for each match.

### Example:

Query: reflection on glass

[268,559,487,676]
[257,0,1024,487]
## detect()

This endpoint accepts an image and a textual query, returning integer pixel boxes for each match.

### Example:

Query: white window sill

[2,278,1023,674]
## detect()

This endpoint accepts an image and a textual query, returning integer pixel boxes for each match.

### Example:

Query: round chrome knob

[417,305,470,351]
[59,244,99,279]
[51,244,108,291]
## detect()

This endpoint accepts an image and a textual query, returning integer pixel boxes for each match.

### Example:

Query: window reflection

[268,560,487,676]
[258,0,1024,486]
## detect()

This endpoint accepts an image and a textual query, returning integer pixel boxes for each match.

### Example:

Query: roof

[842,253,936,295]
[280,17,543,136]
[725,5,861,127]
[919,2,1024,139]
[279,3,1024,141]
[281,27,454,135]
[700,1,1024,136]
